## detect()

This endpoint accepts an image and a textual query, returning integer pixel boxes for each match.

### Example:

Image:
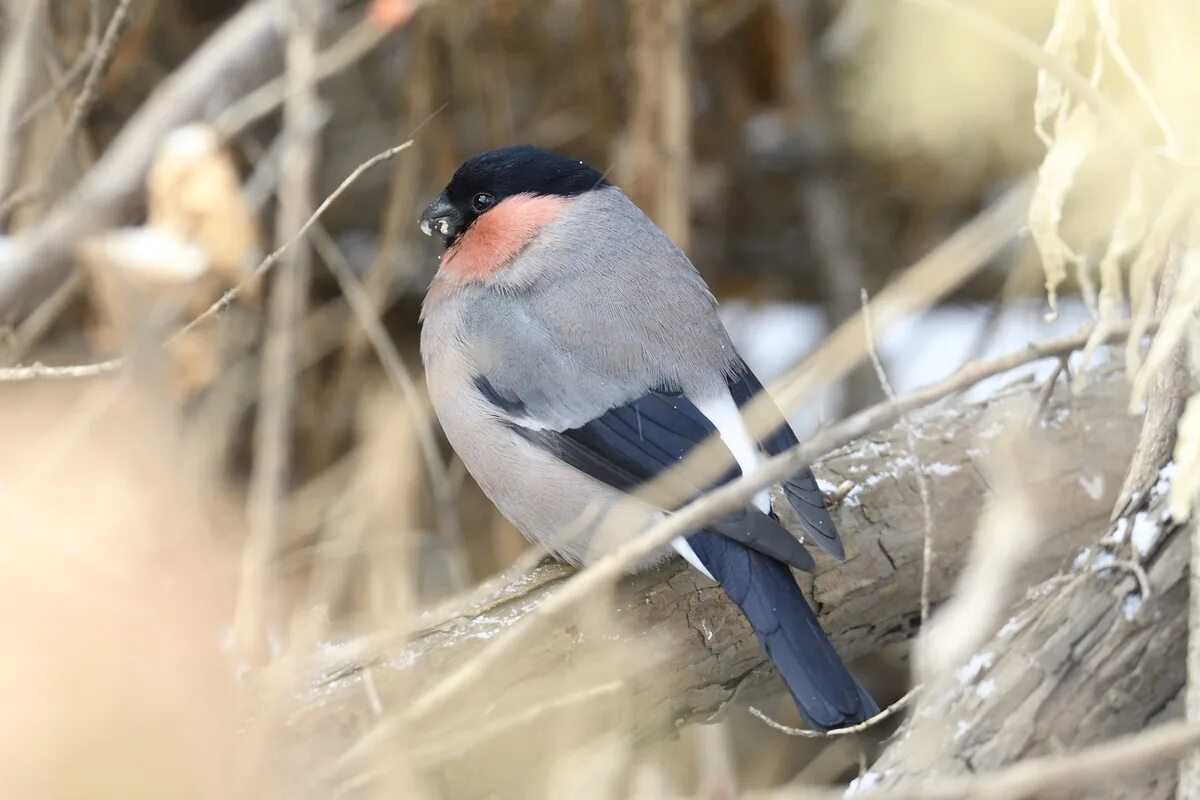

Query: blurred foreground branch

[293,368,1140,794]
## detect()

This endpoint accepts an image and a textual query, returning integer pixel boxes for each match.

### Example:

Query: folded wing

[477,378,815,572]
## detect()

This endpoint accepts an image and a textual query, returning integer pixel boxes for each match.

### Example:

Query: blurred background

[1,0,1196,796]
[18,0,1096,588]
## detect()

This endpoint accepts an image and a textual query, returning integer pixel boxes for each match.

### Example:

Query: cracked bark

[290,370,1139,794]
[867,450,1186,799]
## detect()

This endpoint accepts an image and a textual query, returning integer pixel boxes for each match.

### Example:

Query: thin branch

[175,139,414,340]
[1093,557,1152,601]
[0,0,46,224]
[862,287,935,624]
[1026,355,1067,427]
[0,0,136,221]
[0,270,82,366]
[1092,0,1179,157]
[748,684,922,739]
[42,0,136,183]
[16,44,95,132]
[1185,511,1200,795]
[59,0,134,153]
[18,0,102,133]
[772,177,1034,414]
[0,359,119,380]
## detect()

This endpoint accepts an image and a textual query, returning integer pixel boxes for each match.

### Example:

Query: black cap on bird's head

[419,145,608,247]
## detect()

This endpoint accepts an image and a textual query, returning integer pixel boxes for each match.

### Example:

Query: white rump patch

[693,391,771,513]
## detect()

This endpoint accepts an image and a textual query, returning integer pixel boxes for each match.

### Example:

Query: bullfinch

[418,145,879,731]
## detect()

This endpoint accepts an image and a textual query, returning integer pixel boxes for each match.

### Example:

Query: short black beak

[419,192,465,246]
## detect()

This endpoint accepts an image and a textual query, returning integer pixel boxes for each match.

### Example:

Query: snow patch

[1026,580,1060,600]
[816,477,840,495]
[720,299,1094,437]
[975,678,996,699]
[997,616,1021,639]
[1130,512,1161,557]
[924,461,960,477]
[955,651,995,685]
[1110,517,1129,543]
[1121,594,1143,622]
[1072,548,1093,571]
[463,606,528,640]
[846,770,887,796]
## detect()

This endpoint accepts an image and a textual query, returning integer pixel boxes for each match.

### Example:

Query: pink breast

[440,193,568,280]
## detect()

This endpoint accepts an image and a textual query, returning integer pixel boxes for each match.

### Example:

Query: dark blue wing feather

[726,360,845,560]
[688,531,878,730]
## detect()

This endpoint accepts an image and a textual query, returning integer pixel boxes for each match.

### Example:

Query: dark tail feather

[688,531,879,731]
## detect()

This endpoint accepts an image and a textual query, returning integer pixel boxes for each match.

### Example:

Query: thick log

[864,460,1185,799]
[292,371,1139,792]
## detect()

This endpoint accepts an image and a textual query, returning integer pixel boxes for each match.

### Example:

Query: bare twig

[0,0,137,222]
[623,0,692,248]
[408,681,626,764]
[176,140,414,340]
[862,287,935,624]
[1026,355,1067,427]
[16,0,102,131]
[1093,557,1152,601]
[1114,250,1190,519]
[38,0,136,195]
[0,358,119,380]
[772,178,1034,414]
[0,0,46,224]
[748,684,922,739]
[61,0,133,146]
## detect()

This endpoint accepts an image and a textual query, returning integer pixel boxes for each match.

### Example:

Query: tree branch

[867,456,1186,799]
[289,368,1141,792]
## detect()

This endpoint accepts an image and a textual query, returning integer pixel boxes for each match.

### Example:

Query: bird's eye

[471,192,496,213]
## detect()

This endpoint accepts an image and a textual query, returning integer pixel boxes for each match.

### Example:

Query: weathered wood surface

[866,459,1184,799]
[293,371,1139,792]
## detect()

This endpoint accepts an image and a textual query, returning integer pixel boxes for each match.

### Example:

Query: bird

[418,145,879,731]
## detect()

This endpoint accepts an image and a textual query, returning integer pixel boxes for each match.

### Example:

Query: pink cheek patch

[440,193,568,281]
